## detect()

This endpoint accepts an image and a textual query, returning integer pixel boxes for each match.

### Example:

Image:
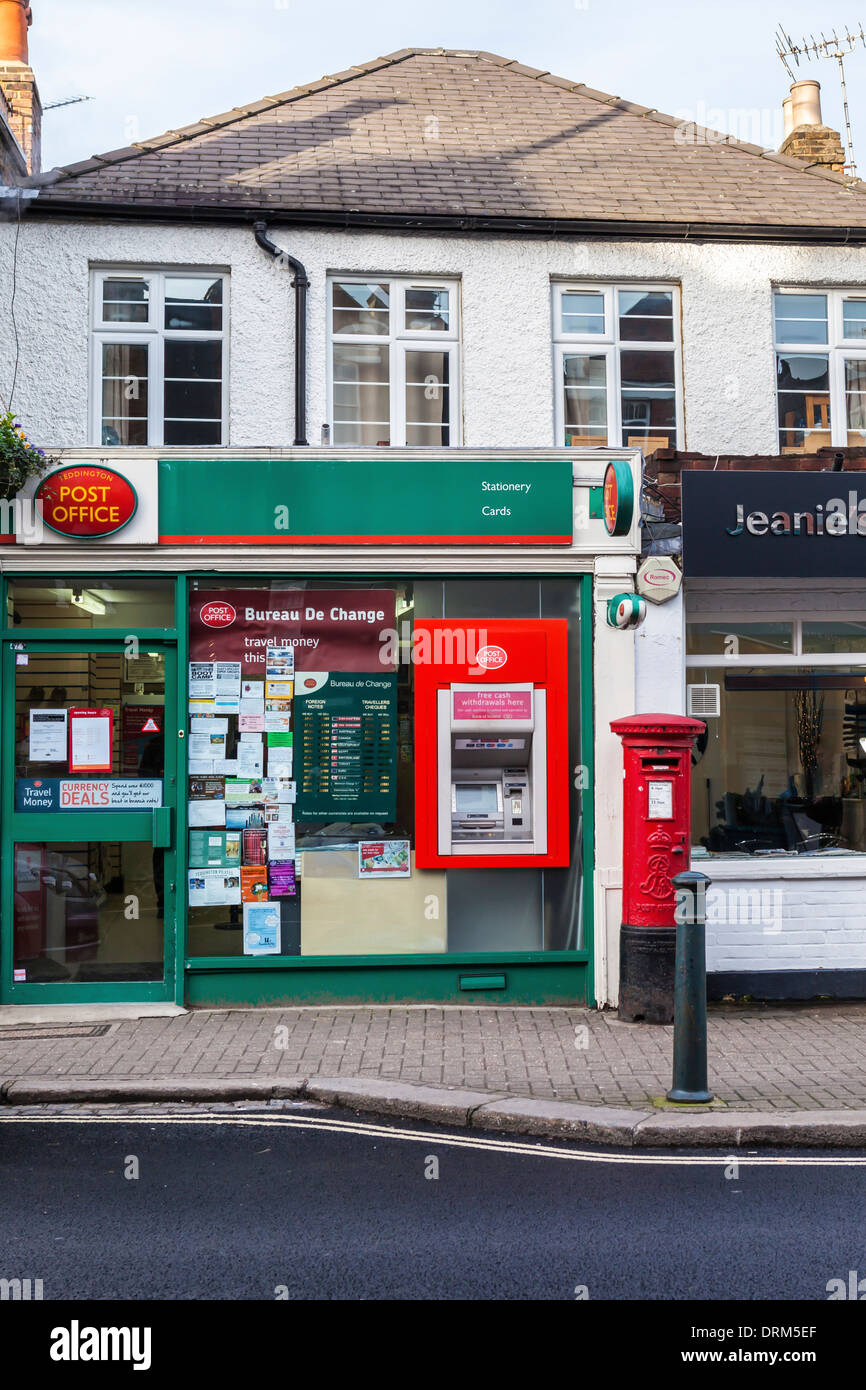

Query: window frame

[89,267,229,448]
[552,282,683,450]
[774,286,866,451]
[326,275,462,448]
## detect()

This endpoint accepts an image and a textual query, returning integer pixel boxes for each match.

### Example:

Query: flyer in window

[265,680,294,702]
[266,646,295,678]
[189,830,241,868]
[189,731,227,762]
[225,777,263,806]
[69,708,113,774]
[215,662,241,698]
[239,712,265,733]
[240,679,265,712]
[358,840,411,878]
[264,709,292,735]
[190,715,229,736]
[28,708,67,763]
[189,698,216,717]
[262,778,296,805]
[237,743,264,777]
[240,866,270,902]
[267,744,293,776]
[213,697,240,715]
[269,861,297,897]
[243,902,281,956]
[188,758,215,775]
[188,867,241,906]
[268,821,296,859]
[188,799,226,827]
[189,662,216,699]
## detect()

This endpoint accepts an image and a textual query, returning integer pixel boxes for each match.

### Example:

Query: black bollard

[666,870,714,1104]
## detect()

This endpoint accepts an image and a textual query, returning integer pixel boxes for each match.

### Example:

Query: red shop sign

[35,465,138,539]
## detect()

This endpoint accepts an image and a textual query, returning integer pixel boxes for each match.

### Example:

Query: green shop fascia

[0,449,619,1009]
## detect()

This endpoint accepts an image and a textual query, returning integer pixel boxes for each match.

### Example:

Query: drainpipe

[253,220,309,446]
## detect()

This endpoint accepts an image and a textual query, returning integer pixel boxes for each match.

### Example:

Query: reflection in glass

[332,282,390,335]
[618,289,674,342]
[561,291,605,335]
[332,344,390,445]
[13,842,164,983]
[563,353,607,444]
[691,666,866,855]
[774,292,828,345]
[405,349,449,446]
[101,342,148,446]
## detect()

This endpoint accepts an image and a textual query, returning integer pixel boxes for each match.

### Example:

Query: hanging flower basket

[0,412,56,501]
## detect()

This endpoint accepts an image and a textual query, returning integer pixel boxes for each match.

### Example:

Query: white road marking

[0,1108,863,1166]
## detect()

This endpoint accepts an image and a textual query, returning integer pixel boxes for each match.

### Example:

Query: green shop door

[1,640,178,1004]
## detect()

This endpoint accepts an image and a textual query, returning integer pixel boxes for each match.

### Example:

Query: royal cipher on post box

[610,713,705,1023]
[414,620,569,869]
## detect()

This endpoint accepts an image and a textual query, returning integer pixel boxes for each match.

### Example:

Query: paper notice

[28,708,67,763]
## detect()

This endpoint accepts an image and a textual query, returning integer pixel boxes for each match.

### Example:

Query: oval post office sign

[603,459,635,537]
[34,465,138,539]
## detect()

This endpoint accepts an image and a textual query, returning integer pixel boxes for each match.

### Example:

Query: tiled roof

[31,48,866,228]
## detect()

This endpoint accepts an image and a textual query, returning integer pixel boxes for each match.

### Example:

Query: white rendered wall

[4,218,866,451]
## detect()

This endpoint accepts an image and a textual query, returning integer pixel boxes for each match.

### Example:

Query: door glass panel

[13,842,164,984]
[15,651,165,785]
[7,578,174,630]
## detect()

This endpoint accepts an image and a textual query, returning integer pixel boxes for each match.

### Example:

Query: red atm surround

[414,618,570,869]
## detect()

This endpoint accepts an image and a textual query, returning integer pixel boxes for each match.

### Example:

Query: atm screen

[454,782,500,814]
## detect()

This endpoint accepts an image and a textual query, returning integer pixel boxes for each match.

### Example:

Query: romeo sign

[34,465,138,539]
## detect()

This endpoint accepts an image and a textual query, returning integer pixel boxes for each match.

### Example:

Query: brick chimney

[0,1,41,174]
[779,79,845,174]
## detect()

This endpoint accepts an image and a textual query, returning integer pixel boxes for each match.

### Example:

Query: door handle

[152,806,172,847]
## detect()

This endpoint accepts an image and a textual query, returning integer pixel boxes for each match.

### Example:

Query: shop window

[185,577,584,959]
[774,288,866,451]
[6,579,175,630]
[328,278,460,446]
[91,270,227,446]
[553,284,681,449]
[688,617,866,854]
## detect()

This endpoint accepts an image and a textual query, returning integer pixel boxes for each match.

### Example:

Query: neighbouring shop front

[0,448,641,1008]
[682,466,866,998]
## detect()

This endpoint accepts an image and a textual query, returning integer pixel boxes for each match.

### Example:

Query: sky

[28,0,866,172]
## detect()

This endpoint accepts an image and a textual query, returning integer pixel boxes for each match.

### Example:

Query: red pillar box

[610,713,705,1023]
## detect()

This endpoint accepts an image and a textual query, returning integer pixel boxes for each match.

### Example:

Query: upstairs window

[91,269,227,446]
[553,284,682,450]
[775,289,866,452]
[328,277,460,446]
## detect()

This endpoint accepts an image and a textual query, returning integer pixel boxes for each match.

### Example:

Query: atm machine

[441,683,544,855]
[414,620,569,869]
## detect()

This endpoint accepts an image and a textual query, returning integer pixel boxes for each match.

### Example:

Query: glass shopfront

[0,571,591,1006]
[688,618,866,855]
[185,576,586,961]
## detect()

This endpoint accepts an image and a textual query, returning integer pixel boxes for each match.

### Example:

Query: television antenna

[775,22,866,176]
[44,95,94,111]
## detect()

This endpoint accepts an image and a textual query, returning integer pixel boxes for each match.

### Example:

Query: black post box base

[618,924,676,1023]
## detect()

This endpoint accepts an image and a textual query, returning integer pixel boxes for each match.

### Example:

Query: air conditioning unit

[687,683,721,718]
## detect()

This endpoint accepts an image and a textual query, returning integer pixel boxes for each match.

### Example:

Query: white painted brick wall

[705,875,866,972]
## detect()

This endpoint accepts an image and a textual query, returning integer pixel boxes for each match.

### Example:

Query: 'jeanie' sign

[682,471,866,579]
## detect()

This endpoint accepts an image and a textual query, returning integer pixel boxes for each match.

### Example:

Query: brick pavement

[3,1002,866,1111]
